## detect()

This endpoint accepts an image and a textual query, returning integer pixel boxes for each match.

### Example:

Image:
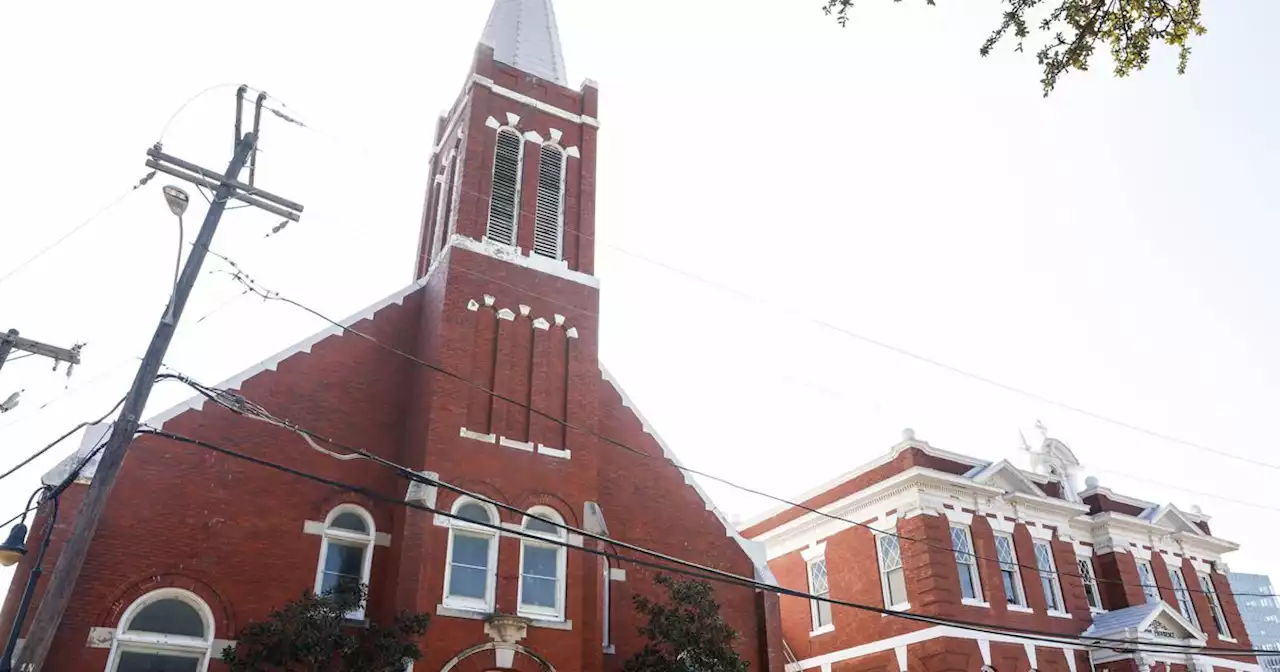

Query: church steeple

[480,0,568,86]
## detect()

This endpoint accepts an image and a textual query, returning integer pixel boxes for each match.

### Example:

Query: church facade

[743,429,1259,672]
[0,1,787,670]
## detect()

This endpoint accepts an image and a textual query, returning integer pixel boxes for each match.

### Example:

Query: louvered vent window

[486,128,523,246]
[533,144,565,260]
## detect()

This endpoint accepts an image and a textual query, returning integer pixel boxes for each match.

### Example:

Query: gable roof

[1142,504,1206,536]
[1083,601,1205,642]
[600,366,776,585]
[968,459,1046,497]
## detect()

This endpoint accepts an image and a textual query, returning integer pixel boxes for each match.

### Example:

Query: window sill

[1089,607,1107,615]
[1047,610,1074,619]
[962,599,991,608]
[809,624,835,637]
[436,604,490,621]
[527,616,573,631]
[1219,636,1238,643]
[881,603,912,616]
[1006,604,1035,614]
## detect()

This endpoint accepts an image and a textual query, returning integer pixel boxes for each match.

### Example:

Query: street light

[163,185,190,217]
[161,185,190,325]
[0,487,58,672]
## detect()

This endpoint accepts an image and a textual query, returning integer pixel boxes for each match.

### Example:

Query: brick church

[0,1,787,670]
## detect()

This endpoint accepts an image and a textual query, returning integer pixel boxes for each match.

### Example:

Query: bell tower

[414,0,600,281]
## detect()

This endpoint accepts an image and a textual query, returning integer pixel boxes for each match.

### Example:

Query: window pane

[815,599,833,627]
[116,651,201,672]
[878,536,902,571]
[1041,576,1059,610]
[330,512,368,533]
[1002,571,1021,604]
[809,559,829,595]
[887,567,908,605]
[958,568,978,600]
[525,513,560,536]
[522,575,557,608]
[523,545,558,578]
[320,572,359,598]
[128,599,205,638]
[324,543,365,576]
[1079,559,1102,609]
[457,502,492,524]
[449,564,488,599]
[453,534,491,568]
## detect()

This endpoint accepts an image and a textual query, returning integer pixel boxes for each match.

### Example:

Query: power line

[0,171,157,289]
[133,425,1271,659]
[0,395,128,484]
[199,263,1275,601]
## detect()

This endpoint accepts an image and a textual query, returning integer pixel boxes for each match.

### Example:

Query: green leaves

[824,0,1207,95]
[623,574,750,672]
[220,585,430,672]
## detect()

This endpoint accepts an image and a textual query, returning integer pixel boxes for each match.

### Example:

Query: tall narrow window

[807,556,833,631]
[106,589,215,672]
[1169,567,1196,625]
[1078,557,1103,612]
[877,535,908,608]
[486,128,523,246]
[1137,560,1161,603]
[994,533,1026,608]
[950,525,983,603]
[430,153,455,263]
[314,505,375,619]
[1033,540,1065,612]
[445,498,499,612]
[1198,572,1231,637]
[519,507,567,621]
[533,143,565,260]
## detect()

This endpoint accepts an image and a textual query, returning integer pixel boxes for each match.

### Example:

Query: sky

[1,0,1279,601]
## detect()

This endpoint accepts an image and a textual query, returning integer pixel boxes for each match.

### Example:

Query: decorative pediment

[1084,601,1205,645]
[970,460,1046,497]
[1145,504,1205,536]
[1143,608,1202,642]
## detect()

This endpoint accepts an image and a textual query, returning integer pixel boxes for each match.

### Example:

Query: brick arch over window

[443,481,515,522]
[438,641,555,671]
[96,572,235,636]
[311,490,383,525]
[510,492,579,527]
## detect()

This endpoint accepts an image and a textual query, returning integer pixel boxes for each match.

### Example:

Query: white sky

[2,0,1278,601]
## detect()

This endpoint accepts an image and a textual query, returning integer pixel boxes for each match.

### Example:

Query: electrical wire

[134,426,1273,660]
[0,170,157,289]
[193,266,1272,601]
[0,395,128,484]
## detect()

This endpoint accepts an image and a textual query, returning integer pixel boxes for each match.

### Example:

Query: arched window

[444,497,499,612]
[532,143,565,260]
[313,504,376,619]
[518,506,567,621]
[106,588,215,672]
[486,127,523,246]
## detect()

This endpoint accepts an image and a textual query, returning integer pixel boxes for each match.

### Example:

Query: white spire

[480,0,568,86]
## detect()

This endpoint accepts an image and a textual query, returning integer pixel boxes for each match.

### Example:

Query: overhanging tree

[823,0,1207,95]
[220,585,430,672]
[623,574,750,672]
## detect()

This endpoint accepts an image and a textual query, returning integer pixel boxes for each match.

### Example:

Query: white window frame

[993,533,1028,610]
[531,142,566,261]
[517,506,568,622]
[105,588,215,672]
[1137,559,1161,603]
[1169,566,1197,627]
[1032,540,1066,615]
[876,534,909,610]
[1198,571,1232,638]
[802,544,833,634]
[485,126,524,247]
[312,504,376,620]
[429,151,455,263]
[1078,556,1104,613]
[443,496,500,613]
[950,524,985,606]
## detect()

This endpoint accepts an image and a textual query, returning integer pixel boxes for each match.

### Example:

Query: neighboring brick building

[743,429,1259,672]
[0,2,786,670]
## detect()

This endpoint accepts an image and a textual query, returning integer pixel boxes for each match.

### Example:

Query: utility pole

[17,87,303,671]
[0,330,83,413]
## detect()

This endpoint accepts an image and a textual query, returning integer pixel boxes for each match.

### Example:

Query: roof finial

[480,0,568,86]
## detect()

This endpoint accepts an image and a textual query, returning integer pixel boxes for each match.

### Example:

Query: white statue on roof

[1022,420,1084,502]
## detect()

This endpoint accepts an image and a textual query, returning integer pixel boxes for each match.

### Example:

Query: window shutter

[486,129,523,245]
[533,144,565,259]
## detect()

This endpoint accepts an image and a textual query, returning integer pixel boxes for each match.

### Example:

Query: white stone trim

[1008,604,1034,614]
[460,428,498,444]
[600,366,776,584]
[942,508,974,526]
[86,627,234,652]
[497,308,516,321]
[523,130,545,144]
[533,317,550,330]
[785,625,1093,671]
[801,542,827,562]
[609,568,627,581]
[471,74,601,128]
[1024,642,1038,669]
[810,623,836,638]
[977,638,992,666]
[989,516,1017,533]
[894,645,908,671]
[449,234,599,288]
[500,437,535,453]
[537,444,571,460]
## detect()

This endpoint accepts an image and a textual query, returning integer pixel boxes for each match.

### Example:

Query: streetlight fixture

[162,185,190,217]
[0,487,57,672]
